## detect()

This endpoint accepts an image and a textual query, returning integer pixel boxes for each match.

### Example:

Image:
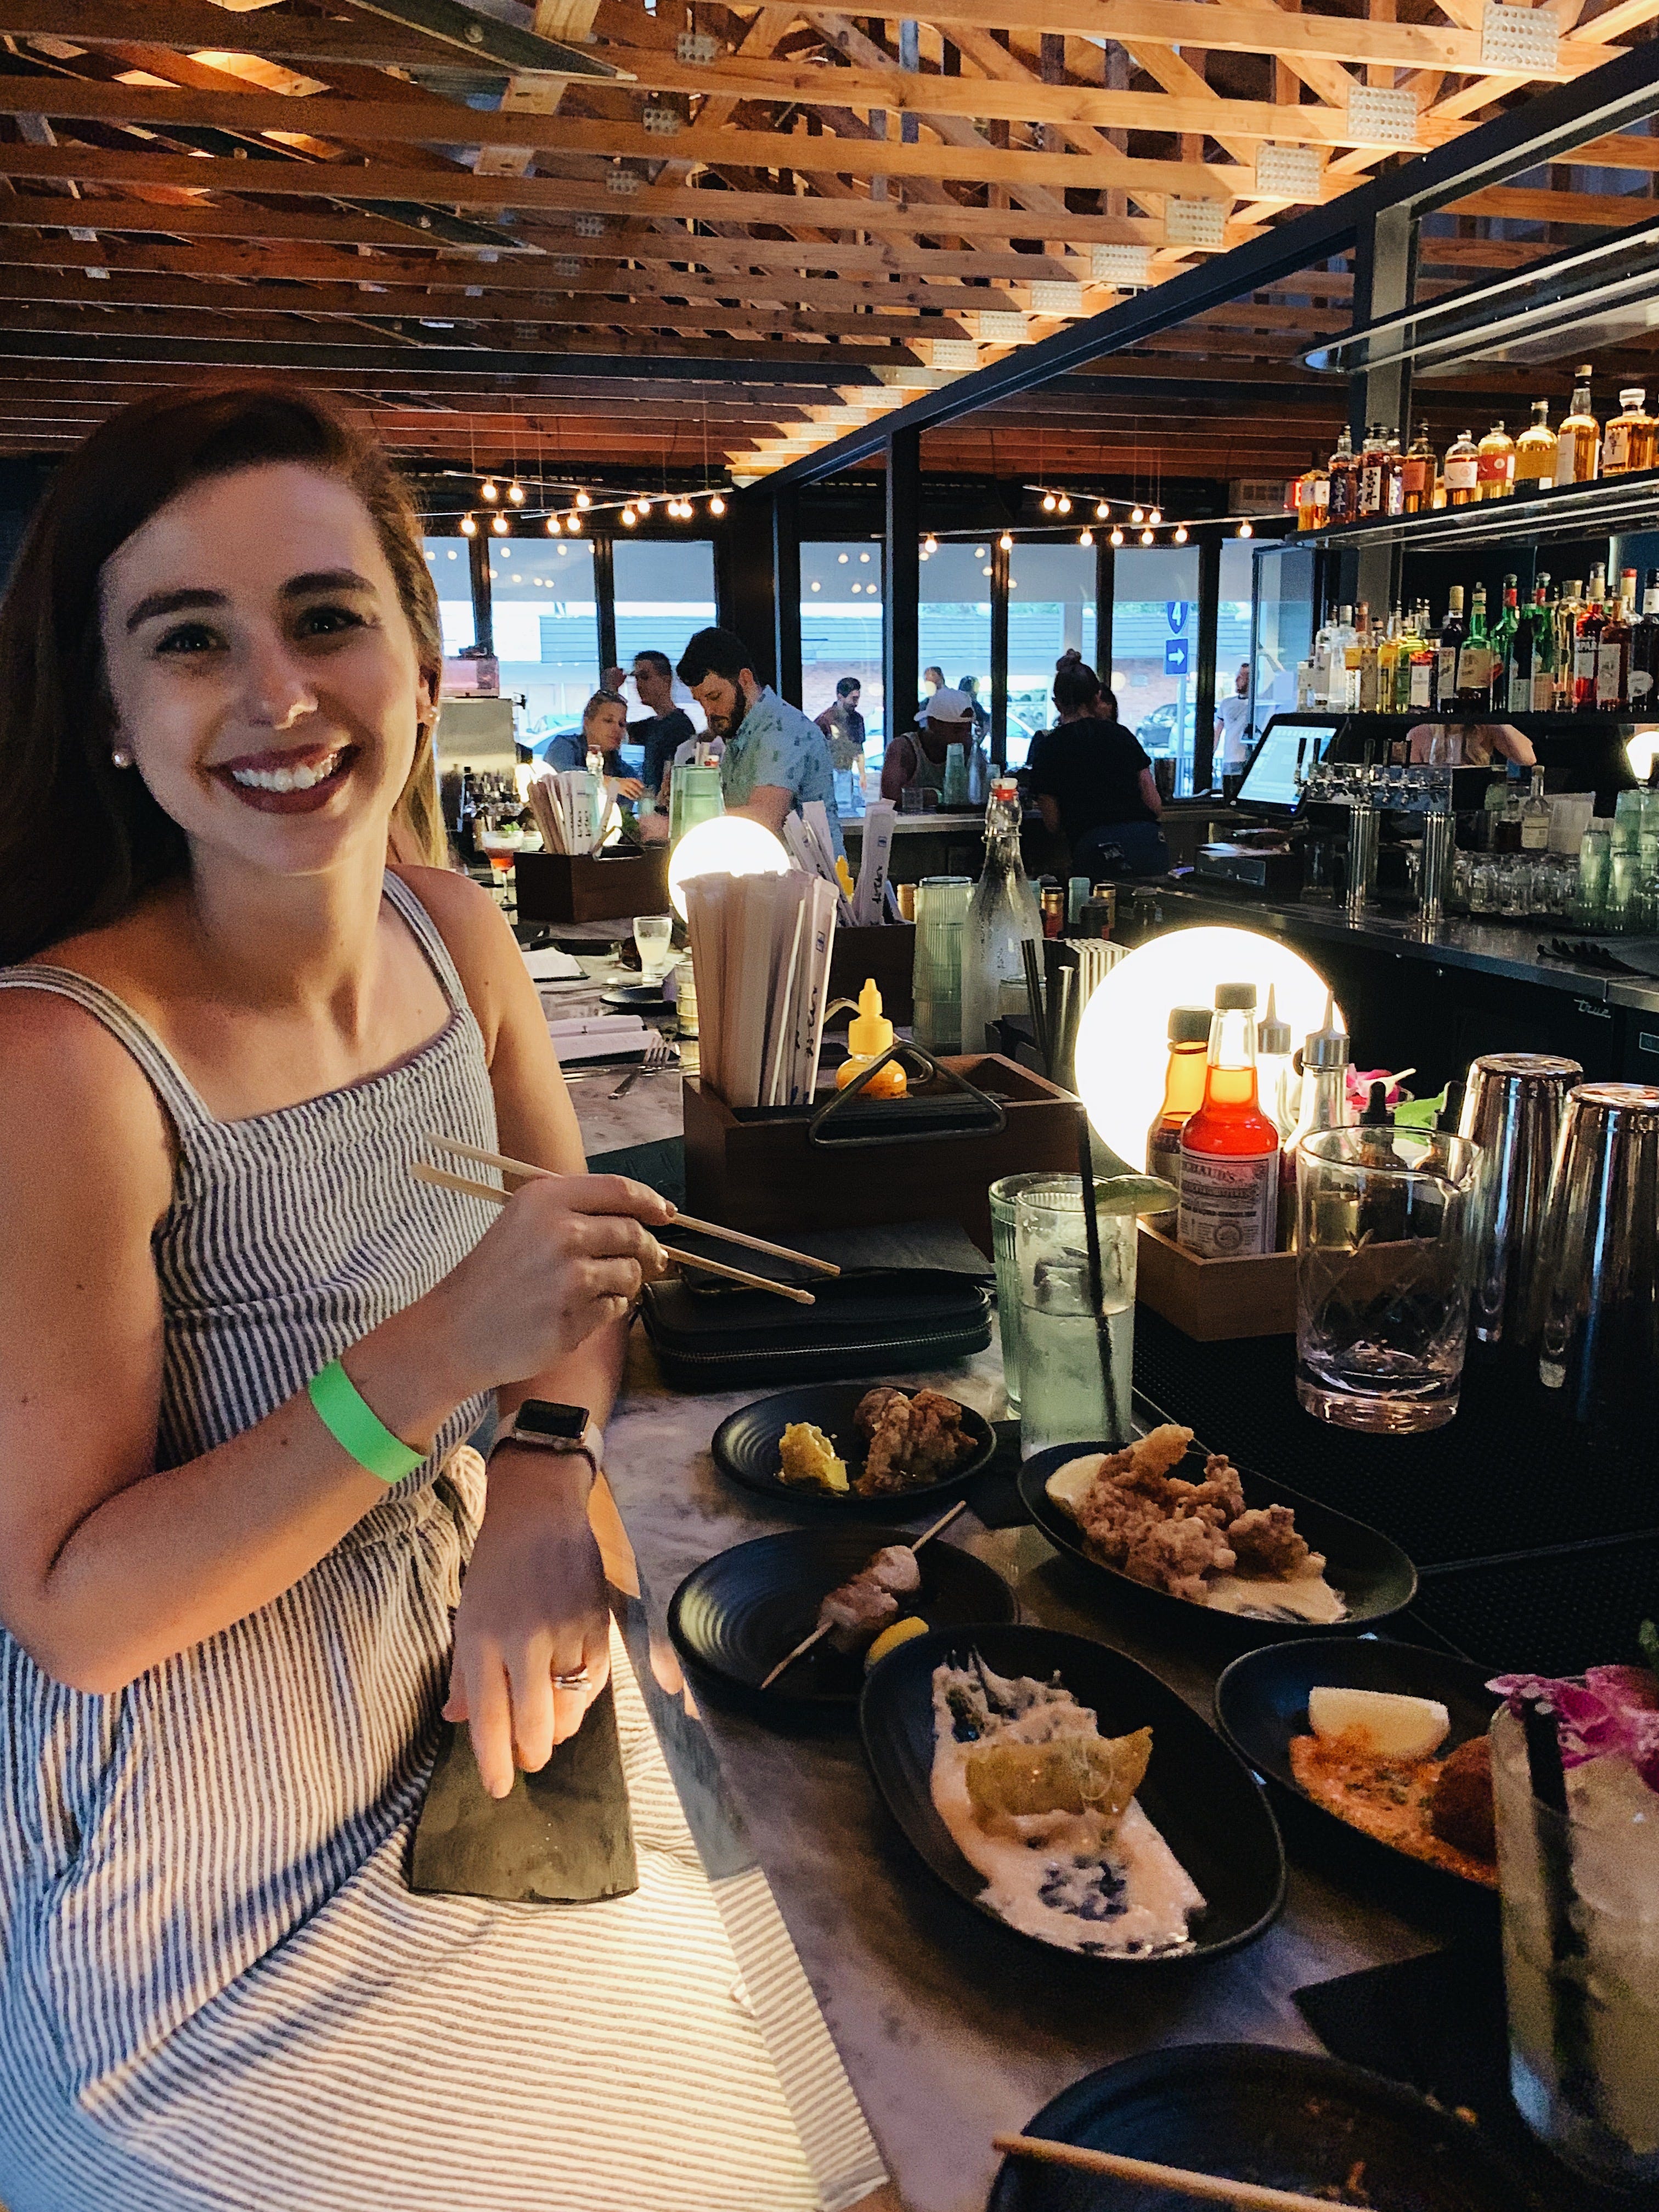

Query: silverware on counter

[1458,1052,1583,1348]
[1531,1080,1659,1426]
[610,1035,679,1097]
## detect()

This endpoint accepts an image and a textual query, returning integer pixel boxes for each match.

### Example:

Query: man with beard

[675,627,842,855]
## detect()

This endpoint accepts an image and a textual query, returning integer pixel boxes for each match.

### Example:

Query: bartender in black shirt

[613,649,697,833]
[1025,661,1169,876]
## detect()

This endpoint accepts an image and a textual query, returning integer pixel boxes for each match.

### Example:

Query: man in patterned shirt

[676,627,843,856]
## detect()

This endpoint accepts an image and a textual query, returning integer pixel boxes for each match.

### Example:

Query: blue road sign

[1164,637,1190,676]
[1166,600,1189,634]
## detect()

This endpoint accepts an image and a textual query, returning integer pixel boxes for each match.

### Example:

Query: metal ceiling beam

[763,34,1659,489]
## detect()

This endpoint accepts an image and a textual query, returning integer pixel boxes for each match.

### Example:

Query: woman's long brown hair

[0,383,448,964]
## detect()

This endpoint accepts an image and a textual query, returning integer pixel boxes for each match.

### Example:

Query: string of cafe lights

[454,473,731,539]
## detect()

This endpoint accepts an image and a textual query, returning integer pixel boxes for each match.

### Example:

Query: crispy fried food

[1125,1515,1237,1604]
[1073,1472,1166,1570]
[1167,1453,1245,1529]
[777,1421,849,1492]
[1427,1736,1496,1863]
[965,1725,1153,1828]
[854,1387,975,1495]
[854,1386,909,1441]
[1227,1502,1321,1579]
[1127,1424,1197,1483]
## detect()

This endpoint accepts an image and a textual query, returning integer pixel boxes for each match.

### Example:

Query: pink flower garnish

[1491,1668,1659,1793]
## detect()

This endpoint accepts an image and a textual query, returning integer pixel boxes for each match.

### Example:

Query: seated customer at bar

[881,685,975,803]
[675,624,842,852]
[0,387,816,2212]
[540,685,646,800]
[1027,660,1170,876]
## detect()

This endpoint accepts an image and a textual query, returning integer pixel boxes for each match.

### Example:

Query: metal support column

[1347,203,1418,619]
[592,532,617,679]
[718,491,778,684]
[990,531,1010,767]
[1194,532,1221,794]
[467,523,494,659]
[771,485,802,704]
[1095,537,1115,691]
[884,426,921,748]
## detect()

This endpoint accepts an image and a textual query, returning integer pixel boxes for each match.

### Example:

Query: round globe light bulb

[1072,926,1340,1167]
[1096,501,1109,521]
[1131,505,1144,524]
[460,513,478,536]
[710,493,727,516]
[621,507,637,527]
[546,513,561,533]
[1140,528,1154,545]
[998,532,1014,551]
[1238,520,1254,538]
[507,481,526,505]
[491,513,508,534]
[1057,494,1071,516]
[575,490,592,510]
[1078,528,1093,548]
[1149,508,1163,526]
[1042,492,1057,512]
[566,512,582,533]
[481,479,499,501]
[667,815,791,922]
[1174,525,1189,544]
[1109,527,1124,547]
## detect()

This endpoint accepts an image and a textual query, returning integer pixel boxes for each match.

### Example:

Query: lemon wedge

[864,1616,929,1669]
[1308,1686,1450,1761]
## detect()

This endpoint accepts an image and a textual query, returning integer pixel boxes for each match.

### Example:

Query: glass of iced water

[633,912,674,981]
[1014,1178,1136,1459]
[1294,1126,1484,1434]
[989,1172,1069,1415]
[1493,1696,1659,2189]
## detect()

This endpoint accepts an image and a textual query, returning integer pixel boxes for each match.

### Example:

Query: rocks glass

[1294,1126,1484,1433]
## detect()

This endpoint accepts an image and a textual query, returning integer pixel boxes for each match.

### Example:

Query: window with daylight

[1216,539,1259,761]
[1007,543,1098,768]
[1109,544,1200,795]
[484,537,600,743]
[421,534,474,658]
[918,542,991,754]
[800,540,884,747]
[613,538,716,718]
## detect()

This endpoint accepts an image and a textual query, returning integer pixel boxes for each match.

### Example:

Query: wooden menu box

[682,1054,1079,1254]
[1135,1221,1299,1341]
[514,848,669,926]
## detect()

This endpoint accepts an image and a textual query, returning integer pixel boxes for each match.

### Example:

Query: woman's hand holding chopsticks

[437,1172,675,1378]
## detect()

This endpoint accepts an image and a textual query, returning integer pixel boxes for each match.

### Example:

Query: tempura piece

[1227,1503,1319,1579]
[854,1386,909,1441]
[856,1387,975,1496]
[1166,1453,1245,1529]
[898,1390,974,1481]
[777,1421,849,1492]
[1124,1516,1236,1603]
[966,1726,1152,1830]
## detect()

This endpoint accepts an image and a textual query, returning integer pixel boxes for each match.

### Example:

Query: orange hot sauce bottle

[1176,982,1282,1258]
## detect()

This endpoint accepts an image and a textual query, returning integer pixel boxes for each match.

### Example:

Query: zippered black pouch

[637,1266,992,1391]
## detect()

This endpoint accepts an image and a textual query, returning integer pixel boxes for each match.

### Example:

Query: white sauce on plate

[928,1662,1204,1956]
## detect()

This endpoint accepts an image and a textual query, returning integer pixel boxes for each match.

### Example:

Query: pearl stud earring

[111,744,134,768]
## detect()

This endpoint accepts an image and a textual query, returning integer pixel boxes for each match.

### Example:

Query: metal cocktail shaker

[1417,805,1455,927]
[1532,1081,1659,1427]
[1457,1053,1583,1348]
[1345,798,1379,918]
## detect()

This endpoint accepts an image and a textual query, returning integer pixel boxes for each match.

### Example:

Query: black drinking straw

[1076,1108,1127,1444]
[1521,1699,1598,2119]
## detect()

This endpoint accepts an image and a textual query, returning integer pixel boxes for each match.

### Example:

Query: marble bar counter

[599,1331,1448,2212]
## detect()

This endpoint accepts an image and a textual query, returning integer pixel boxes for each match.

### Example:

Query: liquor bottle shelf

[1279,464,1659,553]
[1264,710,1658,733]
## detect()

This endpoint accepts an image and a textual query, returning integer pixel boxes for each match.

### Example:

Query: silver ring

[551,1668,591,1690]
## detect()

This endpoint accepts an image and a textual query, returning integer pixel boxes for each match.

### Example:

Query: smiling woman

[0,388,816,2212]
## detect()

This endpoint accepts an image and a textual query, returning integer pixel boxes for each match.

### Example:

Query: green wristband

[307,1358,424,1485]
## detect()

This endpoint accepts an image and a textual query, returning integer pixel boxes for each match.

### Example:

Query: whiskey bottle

[1554,369,1600,486]
[1296,451,1329,531]
[1357,425,1387,518]
[1383,432,1406,517]
[1327,426,1357,525]
[1457,583,1494,708]
[1572,567,1609,712]
[1514,399,1558,490]
[1408,610,1438,710]
[1444,429,1480,506]
[1602,387,1655,476]
[1437,585,1466,707]
[1402,422,1436,514]
[1476,420,1516,500]
[1626,569,1659,708]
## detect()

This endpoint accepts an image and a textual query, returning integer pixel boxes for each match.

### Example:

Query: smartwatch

[501,1399,601,1472]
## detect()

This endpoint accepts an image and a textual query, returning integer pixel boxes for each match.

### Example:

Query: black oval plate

[988,2042,1554,2210]
[859,1623,1284,1966]
[1216,1635,1502,1888]
[712,1383,996,1516]
[1018,1437,1417,1641]
[602,983,672,1012]
[668,1526,1017,1710]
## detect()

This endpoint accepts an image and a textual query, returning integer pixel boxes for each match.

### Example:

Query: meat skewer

[759,1502,968,1689]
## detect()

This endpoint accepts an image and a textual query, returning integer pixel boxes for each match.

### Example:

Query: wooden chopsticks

[993,2134,1364,2211]
[410,1159,815,1305]
[759,1499,969,1689]
[426,1135,840,1278]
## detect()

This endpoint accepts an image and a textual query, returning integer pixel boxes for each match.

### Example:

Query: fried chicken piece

[864,1544,921,1596]
[1129,1424,1196,1482]
[1074,1478,1167,1570]
[1428,1736,1496,1863]
[854,1386,909,1441]
[900,1389,973,1480]
[1227,1503,1321,1579]
[857,1397,917,1494]
[1166,1453,1246,1530]
[1124,1515,1237,1604]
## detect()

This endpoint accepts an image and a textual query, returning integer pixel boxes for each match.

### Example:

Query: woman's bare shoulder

[0,972,174,1216]
[390,862,528,1052]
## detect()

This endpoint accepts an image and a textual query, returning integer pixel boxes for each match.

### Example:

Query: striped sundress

[0,873,817,2212]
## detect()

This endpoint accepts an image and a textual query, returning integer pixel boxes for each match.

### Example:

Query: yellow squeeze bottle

[836,978,908,1096]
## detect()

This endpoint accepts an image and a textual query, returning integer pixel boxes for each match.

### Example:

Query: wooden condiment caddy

[514,848,669,925]
[1135,1222,1298,1341]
